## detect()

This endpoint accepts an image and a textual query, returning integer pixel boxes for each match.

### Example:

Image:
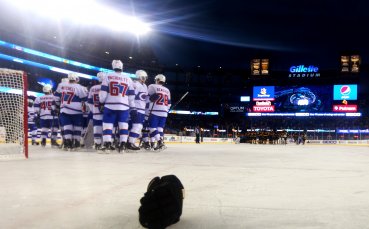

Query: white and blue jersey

[55,83,88,115]
[34,94,58,140]
[146,84,171,118]
[127,81,148,144]
[54,82,68,107]
[87,85,102,118]
[55,83,87,141]
[99,72,135,144]
[99,72,135,111]
[28,106,36,124]
[34,94,56,120]
[88,84,103,145]
[133,81,148,114]
[28,105,38,141]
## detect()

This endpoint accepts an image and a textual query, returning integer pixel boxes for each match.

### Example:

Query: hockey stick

[144,91,189,124]
[141,98,157,134]
[141,91,189,135]
[168,91,189,113]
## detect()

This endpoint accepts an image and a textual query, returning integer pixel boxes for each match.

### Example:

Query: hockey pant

[52,117,59,140]
[102,108,129,144]
[81,114,91,136]
[148,114,166,143]
[59,113,83,141]
[142,119,150,143]
[93,114,103,144]
[28,123,38,141]
[40,119,58,140]
[128,112,145,144]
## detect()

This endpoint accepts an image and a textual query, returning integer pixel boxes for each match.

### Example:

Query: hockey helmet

[43,85,52,93]
[28,99,34,105]
[112,60,123,70]
[68,72,79,82]
[97,72,105,82]
[155,74,166,83]
[136,70,148,81]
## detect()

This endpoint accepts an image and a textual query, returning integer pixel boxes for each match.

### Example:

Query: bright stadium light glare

[7,0,151,35]
[96,6,151,35]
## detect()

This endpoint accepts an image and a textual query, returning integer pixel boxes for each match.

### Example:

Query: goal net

[0,68,28,159]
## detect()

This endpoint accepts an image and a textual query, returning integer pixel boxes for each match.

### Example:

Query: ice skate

[126,142,140,152]
[118,142,127,153]
[99,142,114,154]
[94,143,102,151]
[142,142,151,151]
[41,138,46,147]
[154,140,165,151]
[51,139,61,148]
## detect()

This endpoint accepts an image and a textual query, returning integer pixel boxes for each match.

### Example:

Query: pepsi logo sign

[333,84,357,101]
[340,85,351,95]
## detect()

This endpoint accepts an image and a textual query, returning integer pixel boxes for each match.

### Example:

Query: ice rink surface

[1,143,369,229]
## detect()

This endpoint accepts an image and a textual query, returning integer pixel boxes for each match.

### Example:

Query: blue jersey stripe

[101,85,108,92]
[127,89,135,96]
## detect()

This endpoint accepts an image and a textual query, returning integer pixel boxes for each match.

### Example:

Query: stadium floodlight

[0,53,98,80]
[7,0,151,35]
[0,40,137,78]
[0,86,44,97]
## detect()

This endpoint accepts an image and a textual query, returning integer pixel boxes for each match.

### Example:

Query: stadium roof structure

[0,0,369,71]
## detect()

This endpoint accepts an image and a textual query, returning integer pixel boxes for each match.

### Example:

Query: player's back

[99,72,134,111]
[57,83,87,115]
[147,84,171,117]
[28,106,36,124]
[35,94,56,119]
[133,81,148,114]
[54,82,68,106]
[88,84,101,115]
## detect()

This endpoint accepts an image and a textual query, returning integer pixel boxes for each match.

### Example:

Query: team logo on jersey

[137,92,147,101]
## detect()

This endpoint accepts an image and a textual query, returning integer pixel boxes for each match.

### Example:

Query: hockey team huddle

[27,60,171,152]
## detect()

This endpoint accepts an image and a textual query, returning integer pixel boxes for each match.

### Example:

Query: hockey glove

[34,115,40,126]
[138,175,185,229]
[99,104,105,113]
[51,110,56,117]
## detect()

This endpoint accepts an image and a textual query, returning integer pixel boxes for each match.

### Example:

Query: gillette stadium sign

[289,65,320,78]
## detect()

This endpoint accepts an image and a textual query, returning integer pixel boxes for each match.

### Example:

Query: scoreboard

[247,84,361,117]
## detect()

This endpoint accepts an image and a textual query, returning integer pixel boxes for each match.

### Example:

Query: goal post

[0,68,28,159]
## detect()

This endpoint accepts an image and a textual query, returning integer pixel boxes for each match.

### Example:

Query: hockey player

[127,70,148,150]
[34,85,57,147]
[27,99,39,145]
[55,73,88,150]
[146,74,171,150]
[87,72,105,150]
[54,78,69,147]
[81,103,91,148]
[99,60,135,152]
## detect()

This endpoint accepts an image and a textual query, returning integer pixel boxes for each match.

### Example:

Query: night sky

[1,0,369,70]
[128,0,369,69]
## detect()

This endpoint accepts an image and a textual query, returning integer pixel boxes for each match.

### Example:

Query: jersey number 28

[156,93,169,106]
